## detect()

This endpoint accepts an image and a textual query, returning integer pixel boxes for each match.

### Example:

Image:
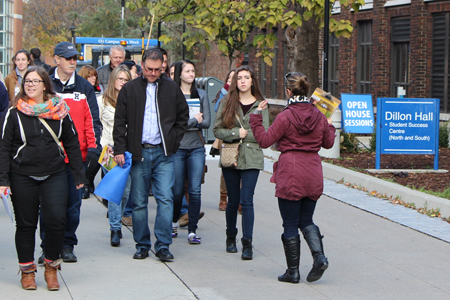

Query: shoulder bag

[220,115,243,168]
[38,117,65,157]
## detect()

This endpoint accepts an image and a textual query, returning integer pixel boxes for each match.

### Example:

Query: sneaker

[188,233,201,245]
[172,227,178,238]
[37,251,45,265]
[61,248,77,263]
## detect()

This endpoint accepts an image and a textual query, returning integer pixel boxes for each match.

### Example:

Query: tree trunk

[284,5,321,96]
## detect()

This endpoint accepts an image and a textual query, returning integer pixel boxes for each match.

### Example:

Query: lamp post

[323,0,330,91]
[70,26,76,46]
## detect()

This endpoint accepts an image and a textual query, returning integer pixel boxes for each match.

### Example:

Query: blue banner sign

[75,37,158,47]
[341,94,374,134]
[375,98,440,169]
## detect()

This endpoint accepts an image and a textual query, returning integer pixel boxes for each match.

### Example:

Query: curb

[262,148,450,218]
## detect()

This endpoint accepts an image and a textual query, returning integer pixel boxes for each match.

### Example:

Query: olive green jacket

[213,99,270,170]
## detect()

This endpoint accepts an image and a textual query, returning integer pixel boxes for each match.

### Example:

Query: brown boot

[44,259,62,291]
[19,263,37,290]
[238,204,242,215]
[219,193,227,211]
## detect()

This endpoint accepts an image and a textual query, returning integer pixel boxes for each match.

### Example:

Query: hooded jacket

[250,102,336,201]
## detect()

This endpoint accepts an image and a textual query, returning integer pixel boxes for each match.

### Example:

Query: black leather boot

[278,234,300,283]
[241,238,253,260]
[111,229,122,247]
[226,230,238,253]
[302,225,328,282]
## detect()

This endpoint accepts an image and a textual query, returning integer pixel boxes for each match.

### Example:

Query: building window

[432,13,450,113]
[271,28,278,99]
[0,0,13,76]
[329,33,340,96]
[260,29,267,96]
[391,18,410,97]
[356,21,372,94]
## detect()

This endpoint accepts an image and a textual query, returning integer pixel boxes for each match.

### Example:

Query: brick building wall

[13,0,23,53]
[194,42,241,82]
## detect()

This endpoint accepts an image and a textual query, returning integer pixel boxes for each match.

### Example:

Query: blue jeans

[278,197,317,238]
[129,147,174,252]
[108,175,131,230]
[123,191,133,218]
[222,168,260,239]
[63,164,83,249]
[172,147,205,233]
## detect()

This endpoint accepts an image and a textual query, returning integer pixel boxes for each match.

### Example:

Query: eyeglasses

[116,77,130,83]
[24,79,44,86]
[142,65,162,74]
[60,55,78,62]
[284,72,307,81]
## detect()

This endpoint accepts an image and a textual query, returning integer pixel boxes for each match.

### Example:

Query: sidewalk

[0,149,449,299]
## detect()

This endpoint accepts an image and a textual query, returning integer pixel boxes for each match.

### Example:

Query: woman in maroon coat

[249,72,335,284]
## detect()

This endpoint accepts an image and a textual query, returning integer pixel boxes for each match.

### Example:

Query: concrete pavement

[0,149,449,299]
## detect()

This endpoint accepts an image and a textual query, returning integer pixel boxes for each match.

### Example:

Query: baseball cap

[54,42,80,58]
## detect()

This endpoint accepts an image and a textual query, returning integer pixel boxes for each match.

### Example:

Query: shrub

[439,122,449,148]
[369,127,376,153]
[340,130,360,153]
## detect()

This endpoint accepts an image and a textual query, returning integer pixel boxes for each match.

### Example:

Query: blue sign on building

[341,94,375,134]
[375,98,440,169]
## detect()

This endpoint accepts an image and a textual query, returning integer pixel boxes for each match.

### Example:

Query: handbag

[38,117,65,157]
[220,115,244,169]
[209,138,222,157]
[196,131,208,184]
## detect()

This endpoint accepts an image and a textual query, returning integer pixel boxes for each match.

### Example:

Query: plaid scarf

[17,96,70,120]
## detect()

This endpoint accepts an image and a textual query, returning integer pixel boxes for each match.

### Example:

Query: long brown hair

[12,67,56,106]
[220,66,264,129]
[102,65,131,108]
[11,50,34,72]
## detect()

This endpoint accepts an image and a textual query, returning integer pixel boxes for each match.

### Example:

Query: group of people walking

[0,42,336,291]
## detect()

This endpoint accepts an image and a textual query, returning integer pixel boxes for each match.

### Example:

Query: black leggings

[10,171,68,263]
[278,197,317,238]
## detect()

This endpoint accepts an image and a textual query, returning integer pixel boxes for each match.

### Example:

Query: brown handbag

[220,115,244,169]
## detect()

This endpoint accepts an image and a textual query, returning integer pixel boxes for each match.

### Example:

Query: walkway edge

[262,148,450,218]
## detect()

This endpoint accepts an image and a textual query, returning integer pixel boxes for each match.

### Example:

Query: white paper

[187,98,201,119]
[2,192,13,222]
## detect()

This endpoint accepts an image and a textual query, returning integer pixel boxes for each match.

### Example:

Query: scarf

[223,83,230,92]
[17,96,70,120]
[286,95,309,106]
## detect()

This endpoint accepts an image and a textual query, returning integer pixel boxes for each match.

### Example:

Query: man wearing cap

[39,42,102,263]
[97,45,126,92]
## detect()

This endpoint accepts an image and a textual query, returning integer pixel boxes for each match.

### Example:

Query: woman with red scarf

[0,67,85,291]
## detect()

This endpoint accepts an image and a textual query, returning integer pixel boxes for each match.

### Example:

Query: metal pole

[157,21,161,47]
[182,19,186,59]
[121,0,125,38]
[323,0,330,91]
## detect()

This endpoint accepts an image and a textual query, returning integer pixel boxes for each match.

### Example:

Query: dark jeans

[278,197,317,238]
[40,164,82,251]
[172,147,204,233]
[222,168,259,239]
[10,171,68,263]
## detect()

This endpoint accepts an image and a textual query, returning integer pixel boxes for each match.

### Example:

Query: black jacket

[0,108,86,186]
[113,75,189,160]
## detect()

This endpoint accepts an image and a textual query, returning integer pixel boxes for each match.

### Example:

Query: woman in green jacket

[213,66,269,260]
